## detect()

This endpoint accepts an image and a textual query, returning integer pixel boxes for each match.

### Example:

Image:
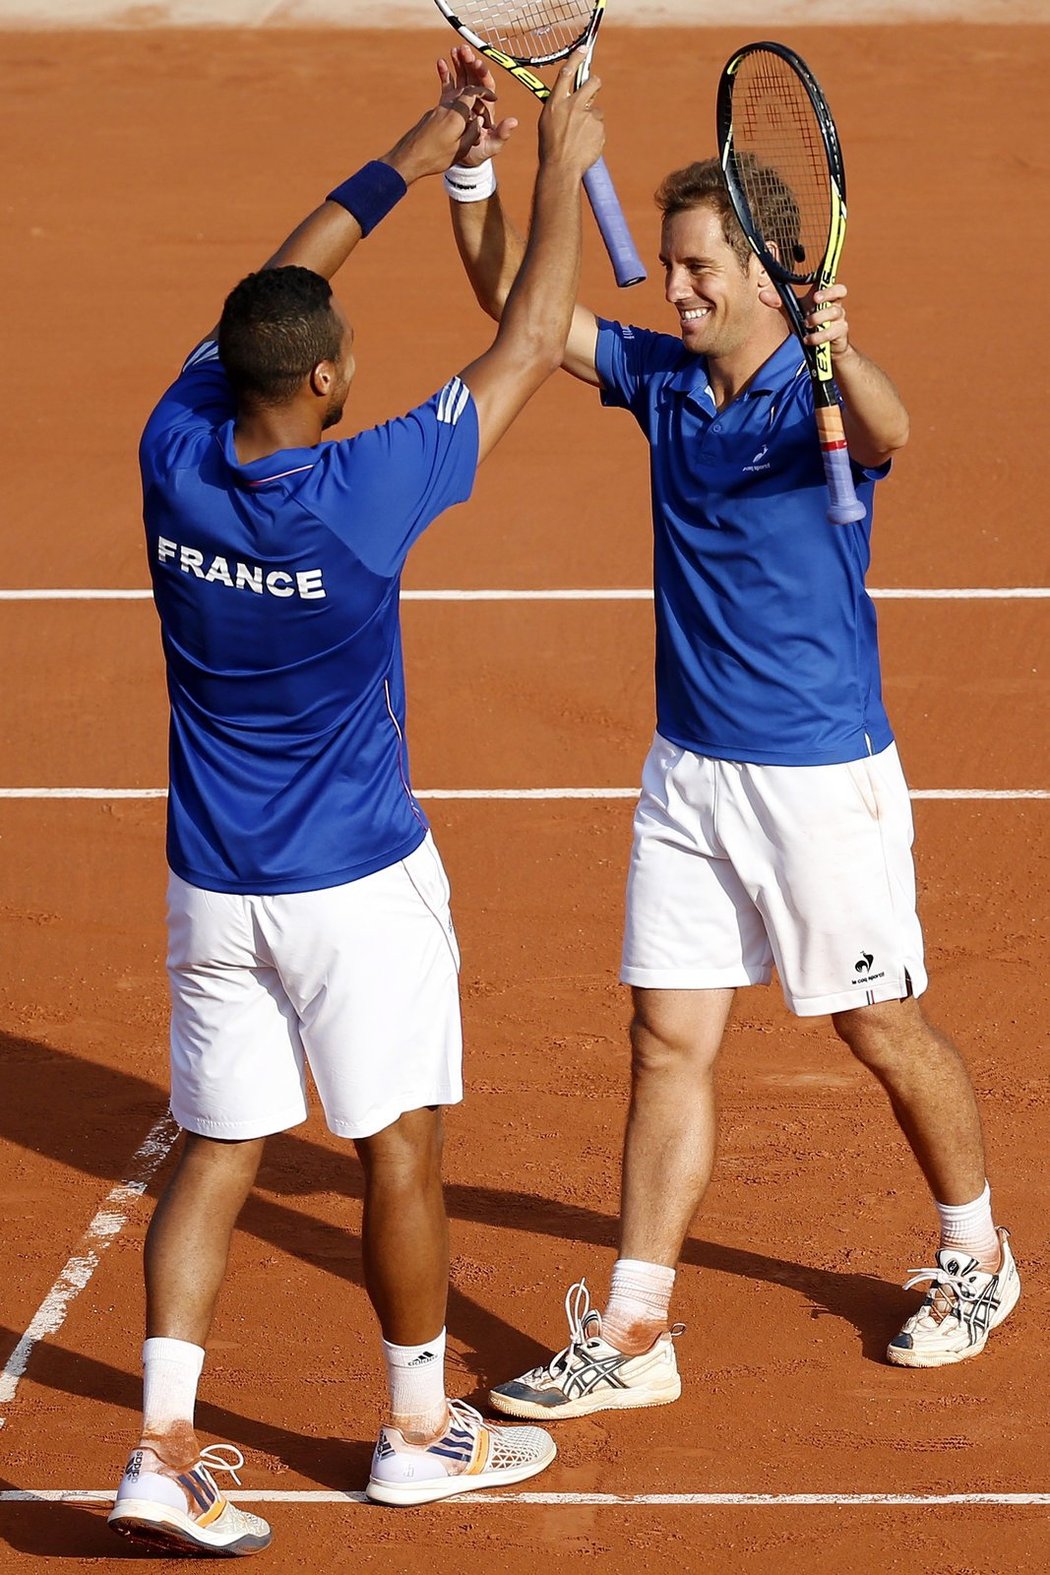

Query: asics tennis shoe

[489,1280,682,1420]
[108,1439,271,1556]
[887,1228,1020,1368]
[366,1397,556,1505]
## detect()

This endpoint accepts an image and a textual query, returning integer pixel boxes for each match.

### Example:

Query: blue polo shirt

[596,320,893,766]
[140,341,478,894]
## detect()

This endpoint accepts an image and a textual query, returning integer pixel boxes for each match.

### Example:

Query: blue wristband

[326,161,408,236]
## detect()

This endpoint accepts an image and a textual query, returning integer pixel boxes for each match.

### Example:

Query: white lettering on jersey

[157,538,326,600]
[204,556,234,586]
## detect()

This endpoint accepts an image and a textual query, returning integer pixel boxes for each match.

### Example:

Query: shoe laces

[902,1261,982,1325]
[197,1444,246,1487]
[444,1398,484,1438]
[540,1279,603,1378]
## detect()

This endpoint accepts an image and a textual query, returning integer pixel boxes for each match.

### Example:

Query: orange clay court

[1,20,1049,1573]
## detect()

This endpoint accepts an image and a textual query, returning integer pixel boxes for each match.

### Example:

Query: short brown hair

[656,155,801,276]
[655,159,752,271]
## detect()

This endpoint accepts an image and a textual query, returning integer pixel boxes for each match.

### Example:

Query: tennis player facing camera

[445,45,1020,1419]
[107,60,604,1557]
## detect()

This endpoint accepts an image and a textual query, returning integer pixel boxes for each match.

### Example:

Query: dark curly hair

[218,266,344,407]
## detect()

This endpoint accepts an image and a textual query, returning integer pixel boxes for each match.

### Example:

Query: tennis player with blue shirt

[107,58,605,1556]
[444,44,1019,1421]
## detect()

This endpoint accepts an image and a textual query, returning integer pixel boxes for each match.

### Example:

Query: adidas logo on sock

[408,1351,437,1365]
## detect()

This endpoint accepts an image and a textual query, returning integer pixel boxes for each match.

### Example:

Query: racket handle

[815,402,867,525]
[582,158,647,288]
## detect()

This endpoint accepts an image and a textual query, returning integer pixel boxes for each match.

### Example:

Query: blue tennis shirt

[140,342,478,894]
[596,321,894,766]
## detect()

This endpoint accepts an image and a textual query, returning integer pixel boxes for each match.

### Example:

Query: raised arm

[799,284,910,467]
[444,45,602,389]
[199,74,494,339]
[456,54,604,461]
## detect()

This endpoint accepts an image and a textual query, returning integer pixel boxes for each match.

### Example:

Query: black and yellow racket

[432,0,647,287]
[717,41,866,525]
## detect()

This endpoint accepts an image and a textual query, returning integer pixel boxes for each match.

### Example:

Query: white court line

[3,1489,1050,1507]
[0,587,1049,602]
[0,1113,179,1432]
[0,788,1047,801]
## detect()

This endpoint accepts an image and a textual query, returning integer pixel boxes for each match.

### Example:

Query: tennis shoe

[887,1228,1020,1368]
[108,1438,271,1556]
[489,1279,682,1420]
[366,1397,556,1506]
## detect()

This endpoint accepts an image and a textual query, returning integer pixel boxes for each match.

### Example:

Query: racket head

[437,0,600,67]
[717,40,846,289]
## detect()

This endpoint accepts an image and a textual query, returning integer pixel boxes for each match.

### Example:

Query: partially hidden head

[218,266,354,431]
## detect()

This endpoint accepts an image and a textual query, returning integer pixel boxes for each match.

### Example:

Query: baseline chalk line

[0,1112,179,1431]
[3,1489,1050,1507]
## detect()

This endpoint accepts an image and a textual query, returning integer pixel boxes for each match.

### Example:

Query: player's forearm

[834,346,910,467]
[261,202,365,280]
[495,164,582,374]
[451,190,526,321]
[262,153,417,279]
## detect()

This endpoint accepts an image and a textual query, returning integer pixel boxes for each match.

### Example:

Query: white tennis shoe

[887,1228,1020,1368]
[108,1440,271,1556]
[366,1398,556,1506]
[489,1280,682,1420]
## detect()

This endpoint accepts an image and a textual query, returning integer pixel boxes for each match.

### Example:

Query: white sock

[382,1328,447,1437]
[936,1181,1000,1269]
[142,1337,205,1435]
[602,1259,676,1351]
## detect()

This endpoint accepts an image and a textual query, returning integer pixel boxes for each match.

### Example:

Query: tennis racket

[717,41,866,525]
[432,0,647,287]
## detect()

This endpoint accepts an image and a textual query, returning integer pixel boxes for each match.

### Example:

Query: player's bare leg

[139,1133,264,1460]
[360,1105,557,1501]
[618,987,734,1270]
[146,1133,265,1351]
[832,997,986,1212]
[354,1105,449,1348]
[108,1135,272,1556]
[834,996,1020,1366]
[488,987,733,1419]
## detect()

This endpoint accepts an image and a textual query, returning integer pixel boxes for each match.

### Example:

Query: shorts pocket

[402,838,460,971]
[845,758,881,821]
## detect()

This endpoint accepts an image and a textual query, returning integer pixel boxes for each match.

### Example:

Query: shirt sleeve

[792,369,892,483]
[317,376,480,578]
[139,340,235,490]
[595,319,688,435]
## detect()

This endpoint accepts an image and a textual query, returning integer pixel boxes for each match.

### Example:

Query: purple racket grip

[815,406,867,525]
[582,156,646,287]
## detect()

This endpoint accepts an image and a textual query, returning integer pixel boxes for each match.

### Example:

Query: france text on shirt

[156,537,326,600]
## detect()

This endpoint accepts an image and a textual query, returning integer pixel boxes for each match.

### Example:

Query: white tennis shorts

[166,833,462,1141]
[621,734,928,1016]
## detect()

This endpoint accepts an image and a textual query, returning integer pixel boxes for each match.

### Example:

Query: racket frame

[434,0,647,287]
[717,40,866,525]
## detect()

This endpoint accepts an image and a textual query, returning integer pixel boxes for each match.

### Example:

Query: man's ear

[309,361,334,397]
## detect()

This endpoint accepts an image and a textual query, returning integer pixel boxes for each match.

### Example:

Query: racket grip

[582,158,647,288]
[815,403,867,525]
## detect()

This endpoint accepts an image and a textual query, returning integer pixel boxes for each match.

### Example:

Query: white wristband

[444,160,496,202]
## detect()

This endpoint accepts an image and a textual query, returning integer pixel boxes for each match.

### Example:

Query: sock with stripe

[602,1259,676,1355]
[382,1328,448,1441]
[936,1181,1000,1273]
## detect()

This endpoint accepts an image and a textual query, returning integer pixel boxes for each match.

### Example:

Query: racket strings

[453,0,593,60]
[731,51,833,283]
